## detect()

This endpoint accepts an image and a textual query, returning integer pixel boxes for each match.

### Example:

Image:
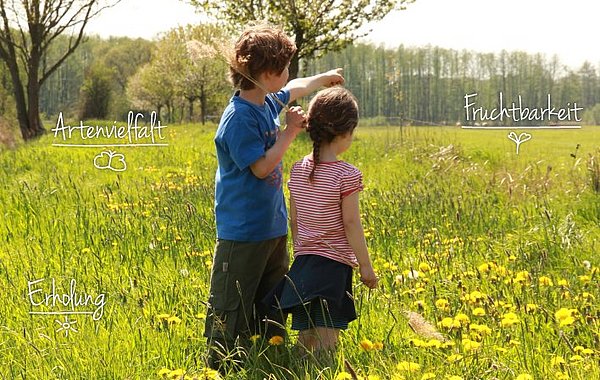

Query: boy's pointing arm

[286,68,345,103]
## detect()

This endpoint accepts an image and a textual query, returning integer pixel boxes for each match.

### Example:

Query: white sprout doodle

[93,150,127,171]
[507,132,532,155]
[55,316,78,337]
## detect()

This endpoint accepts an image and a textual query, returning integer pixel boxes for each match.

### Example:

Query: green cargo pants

[204,236,289,368]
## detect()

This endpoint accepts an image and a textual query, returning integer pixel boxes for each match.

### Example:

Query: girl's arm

[285,68,345,103]
[342,192,378,289]
[289,194,298,243]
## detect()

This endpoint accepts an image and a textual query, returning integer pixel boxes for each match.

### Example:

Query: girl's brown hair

[229,24,296,90]
[307,87,359,182]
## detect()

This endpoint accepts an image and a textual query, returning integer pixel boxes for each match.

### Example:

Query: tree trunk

[200,90,206,125]
[188,98,194,123]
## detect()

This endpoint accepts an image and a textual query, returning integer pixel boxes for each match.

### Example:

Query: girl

[268,86,378,353]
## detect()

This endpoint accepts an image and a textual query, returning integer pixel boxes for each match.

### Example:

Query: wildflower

[465,290,486,304]
[335,372,353,380]
[557,279,569,287]
[525,303,537,313]
[446,354,463,363]
[555,372,570,380]
[397,361,420,372]
[440,317,460,329]
[514,270,530,284]
[539,276,553,287]
[81,248,91,254]
[167,316,182,325]
[578,275,591,284]
[469,323,492,336]
[500,312,519,327]
[570,355,584,362]
[447,376,463,380]
[454,313,470,326]
[554,308,577,326]
[421,373,436,380]
[360,339,374,351]
[419,262,432,272]
[425,339,442,348]
[249,334,261,344]
[461,338,481,351]
[550,356,566,366]
[478,263,490,273]
[373,341,384,351]
[268,335,284,346]
[169,369,185,378]
[472,307,486,317]
[435,298,450,311]
[158,368,171,377]
[516,375,533,380]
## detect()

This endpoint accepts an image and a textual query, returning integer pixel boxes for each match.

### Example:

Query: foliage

[0,0,119,140]
[190,0,413,79]
[79,63,113,119]
[0,124,598,378]
[308,44,600,123]
[126,24,229,123]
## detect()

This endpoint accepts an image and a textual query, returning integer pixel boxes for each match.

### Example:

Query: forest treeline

[1,32,599,129]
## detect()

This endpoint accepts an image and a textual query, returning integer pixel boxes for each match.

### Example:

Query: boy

[205,24,344,369]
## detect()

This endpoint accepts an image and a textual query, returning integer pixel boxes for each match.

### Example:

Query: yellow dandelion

[516,374,533,380]
[514,270,530,284]
[462,338,481,351]
[435,298,450,311]
[447,376,463,380]
[360,339,374,351]
[525,303,537,313]
[268,335,284,346]
[169,369,185,378]
[156,313,171,320]
[570,355,584,362]
[578,275,591,283]
[472,307,486,317]
[249,334,261,344]
[167,316,182,325]
[454,313,470,326]
[500,312,519,327]
[446,354,463,363]
[158,368,171,377]
[397,361,420,372]
[419,262,432,272]
[555,372,570,380]
[373,341,384,351]
[560,316,576,327]
[335,372,353,380]
[557,279,569,287]
[539,276,553,287]
[550,356,566,366]
[478,263,490,273]
[421,373,436,380]
[469,323,492,335]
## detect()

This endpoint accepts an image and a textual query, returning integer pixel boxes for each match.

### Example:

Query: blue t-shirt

[214,89,291,241]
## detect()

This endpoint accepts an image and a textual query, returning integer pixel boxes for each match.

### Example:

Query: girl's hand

[321,68,344,87]
[285,106,307,132]
[359,265,379,289]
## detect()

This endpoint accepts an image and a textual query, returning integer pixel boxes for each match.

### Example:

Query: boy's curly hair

[229,24,297,90]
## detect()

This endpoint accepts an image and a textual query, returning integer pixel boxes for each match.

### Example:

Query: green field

[0,124,598,379]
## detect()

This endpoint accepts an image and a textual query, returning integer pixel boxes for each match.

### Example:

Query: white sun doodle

[55,316,78,337]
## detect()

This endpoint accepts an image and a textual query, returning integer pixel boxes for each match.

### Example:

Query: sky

[86,0,600,69]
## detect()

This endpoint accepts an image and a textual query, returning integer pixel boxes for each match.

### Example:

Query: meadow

[0,123,598,380]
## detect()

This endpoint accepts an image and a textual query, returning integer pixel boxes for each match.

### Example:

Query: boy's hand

[322,68,345,87]
[359,265,379,289]
[285,106,307,133]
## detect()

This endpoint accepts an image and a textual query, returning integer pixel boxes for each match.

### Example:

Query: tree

[190,0,413,80]
[0,0,118,140]
[79,63,112,119]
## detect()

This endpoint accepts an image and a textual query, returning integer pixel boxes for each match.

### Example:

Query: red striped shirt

[288,157,364,267]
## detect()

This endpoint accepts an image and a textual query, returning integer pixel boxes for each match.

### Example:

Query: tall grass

[0,124,598,379]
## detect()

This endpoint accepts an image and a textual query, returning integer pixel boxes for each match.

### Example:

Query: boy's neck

[239,87,268,106]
